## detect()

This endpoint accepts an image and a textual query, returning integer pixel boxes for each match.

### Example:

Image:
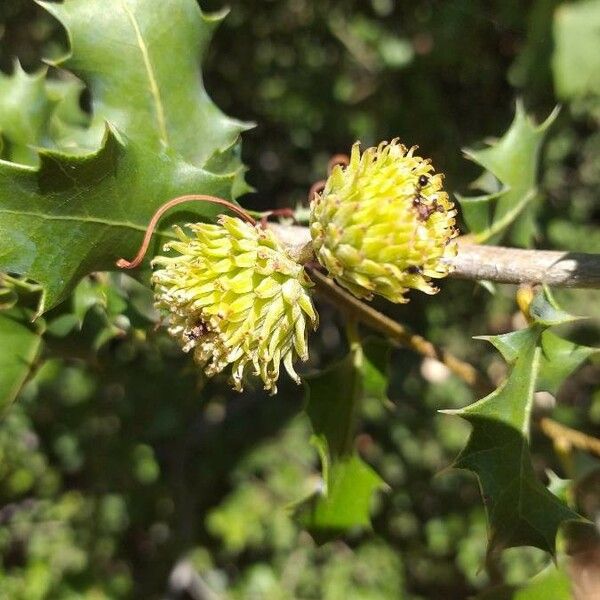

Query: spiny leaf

[300,437,383,538]
[0,307,45,410]
[445,292,582,555]
[304,350,360,460]
[0,127,235,314]
[362,337,392,403]
[458,101,557,247]
[528,287,582,327]
[538,331,599,395]
[0,63,55,166]
[532,288,598,395]
[298,342,387,540]
[41,0,251,165]
[0,62,93,162]
[0,0,249,313]
[553,0,600,100]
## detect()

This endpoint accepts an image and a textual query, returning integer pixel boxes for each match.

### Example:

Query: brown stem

[259,207,296,228]
[452,240,600,289]
[327,153,350,174]
[309,267,491,395]
[116,194,255,269]
[539,417,600,458]
[308,180,326,203]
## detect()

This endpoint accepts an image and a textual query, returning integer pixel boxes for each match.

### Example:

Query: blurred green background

[0,0,599,598]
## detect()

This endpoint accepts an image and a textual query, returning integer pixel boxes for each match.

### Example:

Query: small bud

[152,216,318,393]
[310,140,458,303]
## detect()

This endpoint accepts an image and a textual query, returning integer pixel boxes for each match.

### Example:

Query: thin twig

[116,194,255,270]
[539,417,600,458]
[309,268,491,395]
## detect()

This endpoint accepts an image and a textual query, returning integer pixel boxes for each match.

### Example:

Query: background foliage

[0,0,599,598]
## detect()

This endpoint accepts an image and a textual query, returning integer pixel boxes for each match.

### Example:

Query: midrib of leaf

[492,341,539,506]
[520,344,540,436]
[473,190,536,244]
[0,207,177,240]
[119,0,169,148]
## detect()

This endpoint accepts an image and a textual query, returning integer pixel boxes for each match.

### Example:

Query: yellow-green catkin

[152,215,318,393]
[310,140,458,303]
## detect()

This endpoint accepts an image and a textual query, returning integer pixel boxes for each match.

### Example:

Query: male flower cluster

[152,215,318,393]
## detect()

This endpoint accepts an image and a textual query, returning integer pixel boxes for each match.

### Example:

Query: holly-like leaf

[0,128,238,314]
[445,292,583,555]
[298,343,386,539]
[362,337,392,403]
[0,62,94,162]
[0,0,250,314]
[304,351,360,460]
[528,288,582,326]
[41,0,250,166]
[0,307,44,410]
[553,0,600,100]
[458,101,557,247]
[0,63,55,166]
[532,289,599,395]
[538,331,599,395]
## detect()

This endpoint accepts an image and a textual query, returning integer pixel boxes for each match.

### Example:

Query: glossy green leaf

[41,0,250,165]
[299,343,386,539]
[0,0,249,314]
[0,307,45,410]
[538,331,599,395]
[0,62,93,162]
[553,0,600,100]
[446,292,582,555]
[458,101,557,246]
[0,128,239,314]
[531,288,598,395]
[528,288,581,327]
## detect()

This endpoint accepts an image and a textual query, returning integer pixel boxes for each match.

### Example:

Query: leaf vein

[119,0,169,148]
[0,208,175,239]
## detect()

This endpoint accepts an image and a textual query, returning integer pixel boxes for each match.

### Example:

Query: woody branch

[268,224,600,289]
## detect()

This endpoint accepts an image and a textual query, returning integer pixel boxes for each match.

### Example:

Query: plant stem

[539,417,600,458]
[116,194,256,269]
[269,223,600,288]
[309,267,491,396]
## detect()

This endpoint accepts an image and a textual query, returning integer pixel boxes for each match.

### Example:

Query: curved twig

[309,267,491,395]
[116,194,255,269]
